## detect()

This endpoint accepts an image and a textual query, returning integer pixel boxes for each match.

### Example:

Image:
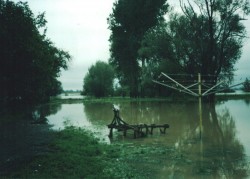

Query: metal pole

[152,80,197,96]
[202,81,224,96]
[198,73,204,170]
[161,72,199,97]
[198,73,202,139]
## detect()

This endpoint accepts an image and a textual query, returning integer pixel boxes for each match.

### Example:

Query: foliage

[108,0,168,97]
[177,0,250,79]
[83,61,114,97]
[243,78,250,92]
[139,0,250,99]
[0,0,71,107]
[113,85,130,97]
[139,22,184,97]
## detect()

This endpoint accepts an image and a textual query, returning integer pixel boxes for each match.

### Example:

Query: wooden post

[150,124,155,134]
[160,125,169,134]
[109,128,113,138]
[123,129,127,136]
[160,128,164,134]
[145,124,149,135]
[133,128,138,138]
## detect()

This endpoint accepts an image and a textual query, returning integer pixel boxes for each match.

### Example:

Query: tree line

[0,0,71,108]
[1,0,247,103]
[83,0,250,99]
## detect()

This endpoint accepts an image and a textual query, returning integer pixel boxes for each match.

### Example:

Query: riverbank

[53,91,250,103]
[5,126,110,178]
[215,92,250,100]
[4,126,179,178]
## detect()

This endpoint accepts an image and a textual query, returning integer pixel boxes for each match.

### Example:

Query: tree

[0,0,71,107]
[178,0,250,89]
[243,78,250,92]
[139,22,184,97]
[83,61,114,97]
[139,0,250,100]
[108,0,168,97]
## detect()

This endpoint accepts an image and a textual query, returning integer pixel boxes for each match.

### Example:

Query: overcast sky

[13,0,250,90]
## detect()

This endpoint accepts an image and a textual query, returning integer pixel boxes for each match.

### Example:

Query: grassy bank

[6,126,181,179]
[8,127,115,178]
[6,127,149,178]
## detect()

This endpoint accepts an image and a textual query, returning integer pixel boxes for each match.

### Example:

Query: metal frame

[153,72,244,139]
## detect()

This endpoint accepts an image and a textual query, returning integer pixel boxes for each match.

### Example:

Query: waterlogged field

[1,99,250,178]
[44,99,250,178]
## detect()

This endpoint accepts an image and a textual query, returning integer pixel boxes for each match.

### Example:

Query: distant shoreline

[51,92,250,103]
[215,92,250,100]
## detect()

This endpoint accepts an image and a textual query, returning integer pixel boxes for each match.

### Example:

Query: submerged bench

[107,108,170,138]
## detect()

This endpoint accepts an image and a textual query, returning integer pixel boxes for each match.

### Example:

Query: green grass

[9,127,118,179]
[7,126,179,179]
[5,126,187,179]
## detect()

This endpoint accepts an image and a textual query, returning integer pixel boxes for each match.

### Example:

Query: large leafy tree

[83,61,114,98]
[177,0,250,80]
[108,0,168,97]
[139,22,184,96]
[0,0,71,106]
[140,0,250,99]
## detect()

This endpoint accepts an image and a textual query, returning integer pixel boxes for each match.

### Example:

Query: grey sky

[14,0,114,90]
[13,0,250,90]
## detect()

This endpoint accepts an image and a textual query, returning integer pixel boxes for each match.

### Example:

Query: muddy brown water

[1,99,250,178]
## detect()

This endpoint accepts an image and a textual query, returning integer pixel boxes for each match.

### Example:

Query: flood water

[44,99,250,178]
[1,99,250,178]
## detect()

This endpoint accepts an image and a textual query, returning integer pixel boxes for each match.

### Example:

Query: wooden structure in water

[107,108,170,138]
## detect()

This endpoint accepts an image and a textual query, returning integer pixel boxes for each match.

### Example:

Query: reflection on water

[180,102,249,178]
[5,100,248,178]
[217,100,250,158]
[46,102,112,143]
[42,100,250,178]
